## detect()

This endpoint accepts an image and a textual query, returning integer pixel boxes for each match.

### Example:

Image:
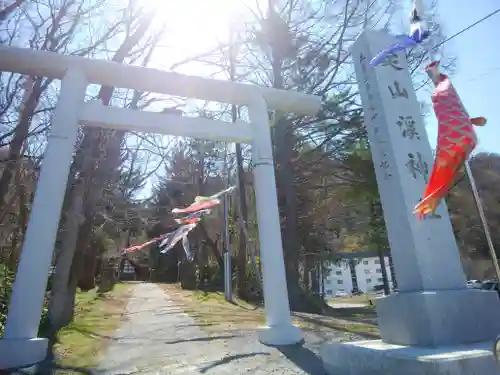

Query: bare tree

[0,0,124,216]
[0,0,26,21]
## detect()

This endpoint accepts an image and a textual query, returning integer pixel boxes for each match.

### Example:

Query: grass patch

[54,283,131,368]
[161,284,379,339]
[328,294,373,304]
[293,312,380,338]
[161,285,265,333]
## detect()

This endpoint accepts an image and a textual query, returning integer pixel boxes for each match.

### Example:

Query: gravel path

[98,283,355,375]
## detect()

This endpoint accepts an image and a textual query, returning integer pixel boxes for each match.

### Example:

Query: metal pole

[465,161,500,281]
[223,144,232,301]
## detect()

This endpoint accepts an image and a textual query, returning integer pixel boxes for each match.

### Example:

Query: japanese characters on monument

[380,53,441,219]
[357,52,393,182]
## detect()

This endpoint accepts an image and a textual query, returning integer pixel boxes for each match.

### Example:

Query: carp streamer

[413,61,486,220]
[106,186,237,260]
[171,186,235,214]
[370,0,430,67]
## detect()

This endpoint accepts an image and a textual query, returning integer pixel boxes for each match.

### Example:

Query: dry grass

[328,294,373,304]
[293,312,380,338]
[54,283,132,368]
[161,284,380,338]
[161,284,265,333]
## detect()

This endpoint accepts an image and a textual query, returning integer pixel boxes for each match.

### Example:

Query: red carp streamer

[414,61,486,220]
[171,199,220,215]
[121,237,162,255]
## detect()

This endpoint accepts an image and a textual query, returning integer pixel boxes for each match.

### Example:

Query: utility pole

[222,145,232,301]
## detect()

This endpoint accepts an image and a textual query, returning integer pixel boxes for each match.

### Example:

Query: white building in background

[323,256,394,297]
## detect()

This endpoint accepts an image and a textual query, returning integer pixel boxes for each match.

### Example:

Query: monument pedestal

[321,340,500,375]
[0,338,47,370]
[321,290,500,374]
[377,289,500,346]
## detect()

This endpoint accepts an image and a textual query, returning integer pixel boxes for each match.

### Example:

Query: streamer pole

[464,162,500,281]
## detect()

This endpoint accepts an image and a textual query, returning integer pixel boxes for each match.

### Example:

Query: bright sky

[157,0,499,150]
[426,0,500,154]
[154,0,237,51]
[141,0,500,153]
[146,0,250,67]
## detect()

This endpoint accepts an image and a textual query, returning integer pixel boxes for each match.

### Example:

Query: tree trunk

[376,247,390,295]
[97,258,117,294]
[235,144,249,298]
[70,10,156,291]
[269,25,301,309]
[388,251,397,290]
[0,0,26,21]
[6,167,28,270]
[348,259,359,294]
[198,223,224,269]
[47,182,84,331]
[310,267,319,296]
[227,33,249,299]
[0,78,42,215]
[303,255,311,291]
[77,219,101,291]
[371,199,390,295]
[180,260,197,290]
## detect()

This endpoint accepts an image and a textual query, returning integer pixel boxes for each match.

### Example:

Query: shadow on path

[275,343,325,375]
[165,335,240,345]
[199,352,270,373]
[73,325,226,342]
[7,364,97,375]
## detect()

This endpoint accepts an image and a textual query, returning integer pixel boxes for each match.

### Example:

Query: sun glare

[145,0,248,55]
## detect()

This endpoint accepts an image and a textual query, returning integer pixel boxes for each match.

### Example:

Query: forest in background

[1,0,499,356]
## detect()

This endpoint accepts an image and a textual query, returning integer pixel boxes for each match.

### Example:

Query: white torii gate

[0,46,321,370]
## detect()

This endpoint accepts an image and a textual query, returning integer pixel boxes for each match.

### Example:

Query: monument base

[258,324,303,346]
[321,339,500,375]
[377,289,500,346]
[0,338,48,370]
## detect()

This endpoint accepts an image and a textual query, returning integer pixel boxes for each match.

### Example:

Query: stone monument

[321,29,500,375]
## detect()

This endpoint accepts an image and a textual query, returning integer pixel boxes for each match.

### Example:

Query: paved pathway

[98,283,351,375]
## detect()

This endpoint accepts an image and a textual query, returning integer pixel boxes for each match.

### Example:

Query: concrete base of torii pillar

[0,339,48,370]
[320,29,500,375]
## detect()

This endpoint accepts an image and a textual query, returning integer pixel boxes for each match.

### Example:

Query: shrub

[0,265,15,337]
[244,257,263,302]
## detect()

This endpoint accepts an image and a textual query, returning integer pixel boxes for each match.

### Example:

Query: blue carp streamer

[370,1,430,67]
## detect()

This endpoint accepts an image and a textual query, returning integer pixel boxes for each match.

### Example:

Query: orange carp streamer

[413,61,486,220]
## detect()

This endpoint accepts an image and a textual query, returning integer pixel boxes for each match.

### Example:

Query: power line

[465,66,500,84]
[432,8,500,84]
[433,7,500,50]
